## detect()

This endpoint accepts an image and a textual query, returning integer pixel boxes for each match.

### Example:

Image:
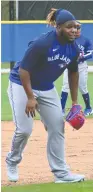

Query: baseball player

[61,22,93,116]
[6,9,85,183]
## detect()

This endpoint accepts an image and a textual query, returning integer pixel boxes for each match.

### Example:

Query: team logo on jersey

[58,63,67,69]
[48,54,59,61]
[48,54,71,64]
[60,55,71,64]
[78,44,84,51]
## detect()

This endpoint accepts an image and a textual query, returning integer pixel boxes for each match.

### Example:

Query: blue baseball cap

[55,9,76,25]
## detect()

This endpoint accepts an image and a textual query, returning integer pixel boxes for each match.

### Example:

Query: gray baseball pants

[6,80,69,179]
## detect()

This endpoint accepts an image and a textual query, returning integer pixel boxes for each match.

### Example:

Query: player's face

[57,21,77,41]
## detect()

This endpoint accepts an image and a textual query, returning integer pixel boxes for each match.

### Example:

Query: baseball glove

[66,104,85,130]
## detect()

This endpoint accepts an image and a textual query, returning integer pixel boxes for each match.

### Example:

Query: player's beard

[60,31,75,42]
[58,32,72,43]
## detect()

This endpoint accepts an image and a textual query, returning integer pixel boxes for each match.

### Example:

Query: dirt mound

[1,119,93,186]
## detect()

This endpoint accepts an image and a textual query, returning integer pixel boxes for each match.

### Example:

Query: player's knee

[16,126,32,137]
[50,113,64,134]
[23,130,32,137]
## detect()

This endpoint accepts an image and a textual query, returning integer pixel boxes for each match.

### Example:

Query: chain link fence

[1,1,93,21]
[18,1,93,20]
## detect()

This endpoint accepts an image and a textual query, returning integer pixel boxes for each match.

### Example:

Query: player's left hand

[66,104,85,130]
[25,98,38,118]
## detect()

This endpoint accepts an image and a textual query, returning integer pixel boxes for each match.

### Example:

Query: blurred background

[1,1,93,120]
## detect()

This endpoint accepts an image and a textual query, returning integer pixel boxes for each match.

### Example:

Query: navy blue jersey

[75,35,93,63]
[10,30,79,91]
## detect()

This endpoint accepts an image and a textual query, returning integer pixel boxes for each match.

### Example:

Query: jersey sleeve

[20,41,43,72]
[84,38,93,53]
[78,38,93,62]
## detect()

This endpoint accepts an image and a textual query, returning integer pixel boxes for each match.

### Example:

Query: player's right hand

[25,98,38,118]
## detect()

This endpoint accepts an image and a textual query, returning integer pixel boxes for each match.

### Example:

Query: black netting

[1,1,93,21]
[19,1,93,20]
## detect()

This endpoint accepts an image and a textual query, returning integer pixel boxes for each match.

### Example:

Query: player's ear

[57,24,62,32]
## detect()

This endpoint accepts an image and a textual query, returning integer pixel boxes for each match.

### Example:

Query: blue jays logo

[48,54,71,64]
[58,63,67,69]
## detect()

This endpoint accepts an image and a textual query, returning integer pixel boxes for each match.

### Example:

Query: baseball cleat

[84,108,93,116]
[55,172,85,183]
[6,163,19,182]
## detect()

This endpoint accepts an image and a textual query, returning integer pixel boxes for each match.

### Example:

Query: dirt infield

[1,119,93,186]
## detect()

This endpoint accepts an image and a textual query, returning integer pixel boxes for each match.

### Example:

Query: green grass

[1,74,12,120]
[87,61,93,66]
[1,181,93,192]
[1,63,10,69]
[1,73,93,121]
